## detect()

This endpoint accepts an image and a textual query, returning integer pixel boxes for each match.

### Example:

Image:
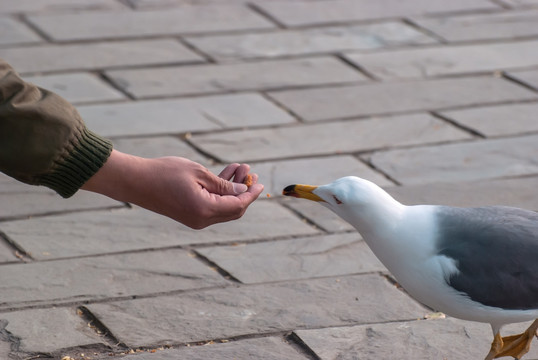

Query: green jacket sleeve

[0,58,113,198]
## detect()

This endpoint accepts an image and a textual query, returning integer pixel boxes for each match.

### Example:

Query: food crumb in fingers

[244,174,253,187]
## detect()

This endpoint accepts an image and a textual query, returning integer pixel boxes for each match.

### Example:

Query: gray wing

[435,206,538,310]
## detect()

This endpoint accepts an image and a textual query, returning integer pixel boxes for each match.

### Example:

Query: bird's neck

[352,199,406,242]
[355,204,437,275]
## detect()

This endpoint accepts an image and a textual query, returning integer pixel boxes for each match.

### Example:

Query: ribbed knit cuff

[38,128,113,198]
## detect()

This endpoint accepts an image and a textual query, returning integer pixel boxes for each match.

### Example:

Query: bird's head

[283,176,401,226]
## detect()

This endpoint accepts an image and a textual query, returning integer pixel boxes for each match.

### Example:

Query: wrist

[81,149,144,203]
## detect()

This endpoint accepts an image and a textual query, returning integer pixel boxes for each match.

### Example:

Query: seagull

[283,176,538,360]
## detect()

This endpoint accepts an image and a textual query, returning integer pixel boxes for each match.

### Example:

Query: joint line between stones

[189,250,242,284]
[334,54,380,82]
[430,111,486,138]
[502,71,538,94]
[285,332,322,360]
[77,306,127,349]
[0,230,34,263]
[247,3,288,29]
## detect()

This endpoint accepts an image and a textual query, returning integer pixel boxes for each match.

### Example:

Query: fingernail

[233,183,248,194]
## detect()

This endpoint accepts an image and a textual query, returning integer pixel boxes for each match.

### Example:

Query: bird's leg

[484,320,538,360]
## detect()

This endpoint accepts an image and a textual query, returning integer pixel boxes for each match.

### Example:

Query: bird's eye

[332,195,343,204]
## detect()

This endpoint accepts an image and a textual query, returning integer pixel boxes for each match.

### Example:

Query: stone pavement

[1,0,538,359]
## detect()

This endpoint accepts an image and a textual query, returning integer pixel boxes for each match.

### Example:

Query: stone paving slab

[87,274,427,347]
[0,307,104,354]
[346,39,538,80]
[411,10,538,42]
[27,5,275,42]
[2,39,203,74]
[0,177,123,220]
[385,176,538,210]
[439,102,538,137]
[0,202,318,260]
[185,22,437,61]
[256,0,500,27]
[198,233,386,283]
[508,69,538,90]
[268,76,538,121]
[103,337,309,360]
[106,57,367,99]
[112,137,212,166]
[79,93,295,137]
[367,134,538,185]
[239,155,393,197]
[0,249,227,310]
[191,113,472,162]
[22,72,126,104]
[0,0,123,14]
[0,17,41,46]
[295,317,538,360]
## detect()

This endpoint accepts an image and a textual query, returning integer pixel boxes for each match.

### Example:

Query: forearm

[0,58,112,197]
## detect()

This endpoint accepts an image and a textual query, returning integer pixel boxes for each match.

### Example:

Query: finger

[231,163,250,183]
[204,183,265,224]
[218,163,240,180]
[204,171,247,195]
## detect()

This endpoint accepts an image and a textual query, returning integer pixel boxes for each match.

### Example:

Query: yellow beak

[282,184,325,202]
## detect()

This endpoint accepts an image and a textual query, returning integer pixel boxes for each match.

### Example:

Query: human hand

[82,150,264,229]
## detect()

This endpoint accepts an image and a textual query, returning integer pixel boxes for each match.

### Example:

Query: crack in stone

[290,241,358,257]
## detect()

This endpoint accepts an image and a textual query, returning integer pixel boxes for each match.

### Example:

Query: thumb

[205,174,248,195]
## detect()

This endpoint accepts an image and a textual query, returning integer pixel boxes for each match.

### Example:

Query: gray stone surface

[106,57,367,99]
[191,113,472,162]
[500,0,538,7]
[269,77,537,121]
[22,72,125,104]
[2,39,203,74]
[79,93,296,137]
[0,184,123,220]
[112,137,212,165]
[127,0,328,8]
[385,176,538,210]
[283,198,356,233]
[345,39,538,79]
[87,274,426,347]
[412,10,538,42]
[508,69,538,90]
[1,308,103,354]
[0,202,318,260]
[439,102,538,137]
[296,317,538,360]
[186,22,437,61]
[0,249,227,309]
[257,0,500,27]
[107,337,309,360]
[198,233,386,283]
[0,17,41,46]
[27,5,275,41]
[367,134,538,185]
[241,155,393,197]
[79,102,208,137]
[0,240,17,263]
[0,0,123,13]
